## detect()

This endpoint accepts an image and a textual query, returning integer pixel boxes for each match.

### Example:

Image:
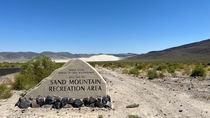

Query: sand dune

[80,54,121,62]
[53,55,121,63]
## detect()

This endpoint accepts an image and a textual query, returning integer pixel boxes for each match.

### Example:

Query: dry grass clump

[0,84,12,99]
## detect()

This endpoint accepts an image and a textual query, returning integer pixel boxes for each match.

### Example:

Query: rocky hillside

[127,39,210,63]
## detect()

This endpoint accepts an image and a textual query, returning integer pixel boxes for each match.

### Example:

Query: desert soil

[0,67,210,118]
[0,73,17,84]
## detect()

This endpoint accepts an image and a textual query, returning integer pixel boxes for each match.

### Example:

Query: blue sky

[0,0,209,54]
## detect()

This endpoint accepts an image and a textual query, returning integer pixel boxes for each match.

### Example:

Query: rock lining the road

[15,95,112,109]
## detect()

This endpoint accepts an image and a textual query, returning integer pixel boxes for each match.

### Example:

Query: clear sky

[0,0,209,54]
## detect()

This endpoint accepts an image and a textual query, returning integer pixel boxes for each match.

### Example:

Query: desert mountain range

[127,39,210,63]
[1,39,210,63]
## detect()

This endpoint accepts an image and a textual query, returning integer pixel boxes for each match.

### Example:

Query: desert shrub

[182,67,191,76]
[0,62,11,68]
[0,84,12,99]
[0,62,22,68]
[89,62,96,67]
[147,63,154,69]
[191,65,206,77]
[136,64,143,70]
[178,64,185,70]
[147,69,158,80]
[101,63,108,68]
[14,74,37,90]
[207,66,210,71]
[158,72,165,78]
[122,69,129,74]
[13,56,58,90]
[156,64,167,71]
[164,63,182,74]
[115,62,124,68]
[128,67,139,76]
[167,65,176,74]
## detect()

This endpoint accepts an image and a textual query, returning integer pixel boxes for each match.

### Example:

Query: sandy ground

[0,68,210,118]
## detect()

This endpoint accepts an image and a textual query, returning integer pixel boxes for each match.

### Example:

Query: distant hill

[0,52,135,62]
[0,52,94,62]
[111,53,138,58]
[126,39,210,63]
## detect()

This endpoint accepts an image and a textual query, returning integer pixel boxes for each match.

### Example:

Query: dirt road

[99,68,210,118]
[0,68,210,118]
